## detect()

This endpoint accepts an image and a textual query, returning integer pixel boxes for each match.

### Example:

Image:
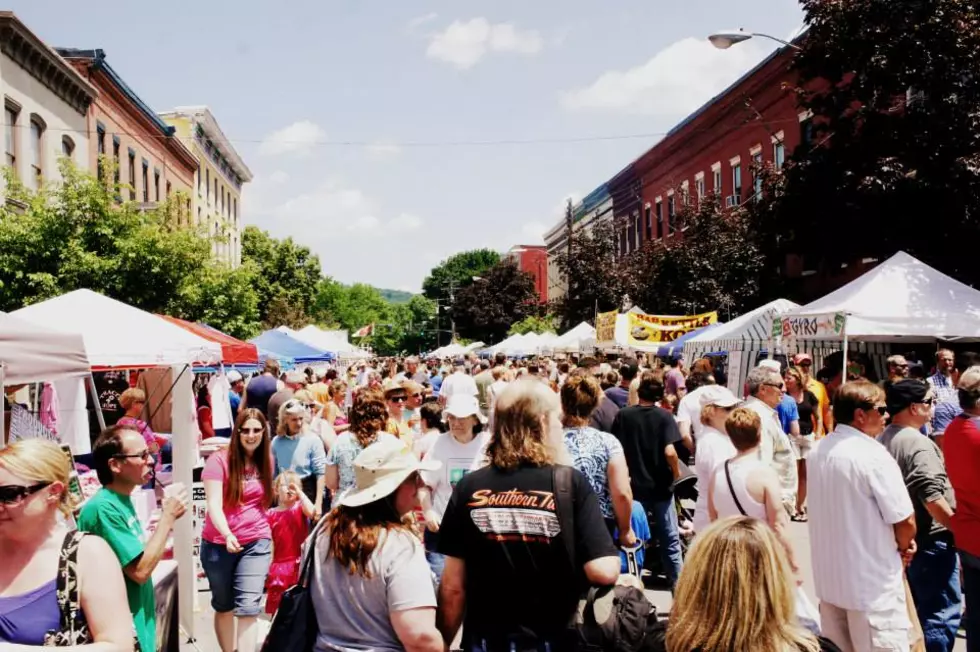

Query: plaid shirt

[928,372,958,406]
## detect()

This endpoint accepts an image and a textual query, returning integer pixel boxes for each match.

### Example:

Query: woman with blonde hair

[436,379,620,651]
[325,393,399,508]
[323,378,350,433]
[0,439,133,649]
[117,387,159,454]
[652,516,839,652]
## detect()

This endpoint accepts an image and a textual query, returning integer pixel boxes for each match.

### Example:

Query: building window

[166,181,172,199]
[713,168,722,194]
[153,170,160,202]
[655,200,663,237]
[112,138,120,186]
[197,206,201,224]
[142,161,149,203]
[96,125,105,181]
[732,164,742,201]
[197,168,202,195]
[28,116,44,190]
[4,104,17,171]
[752,152,763,201]
[206,169,210,201]
[128,151,136,201]
[773,140,785,170]
[233,198,237,222]
[220,186,225,215]
[667,196,676,234]
[800,117,814,149]
[62,136,75,160]
[214,179,218,205]
[695,176,705,202]
[644,204,652,241]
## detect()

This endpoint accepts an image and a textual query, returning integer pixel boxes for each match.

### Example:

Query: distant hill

[378,288,415,304]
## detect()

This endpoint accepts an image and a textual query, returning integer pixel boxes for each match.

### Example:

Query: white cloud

[561,37,767,117]
[389,213,424,232]
[426,18,544,70]
[365,141,403,161]
[258,120,327,157]
[268,170,290,184]
[519,220,548,244]
[407,12,439,33]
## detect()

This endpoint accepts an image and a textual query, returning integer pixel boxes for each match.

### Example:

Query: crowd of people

[0,346,977,652]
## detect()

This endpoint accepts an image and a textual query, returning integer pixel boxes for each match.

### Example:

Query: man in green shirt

[79,424,188,652]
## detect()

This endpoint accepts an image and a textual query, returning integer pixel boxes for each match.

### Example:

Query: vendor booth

[250,329,336,364]
[12,289,223,644]
[159,315,259,368]
[290,325,371,363]
[552,322,597,354]
[775,251,980,378]
[682,299,800,395]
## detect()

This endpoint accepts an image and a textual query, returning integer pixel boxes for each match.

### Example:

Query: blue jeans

[424,529,445,585]
[200,538,272,616]
[643,497,683,588]
[962,551,980,652]
[906,536,962,652]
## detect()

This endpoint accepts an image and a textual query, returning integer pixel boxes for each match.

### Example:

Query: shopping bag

[904,578,926,652]
[795,587,821,636]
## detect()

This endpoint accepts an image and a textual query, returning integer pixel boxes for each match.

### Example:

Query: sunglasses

[862,404,888,415]
[240,426,265,434]
[919,397,935,406]
[410,393,422,399]
[764,382,786,390]
[390,396,408,403]
[303,403,317,410]
[113,450,152,461]
[0,482,51,506]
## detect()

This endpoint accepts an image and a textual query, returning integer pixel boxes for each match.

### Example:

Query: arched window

[61,135,75,159]
[28,114,45,190]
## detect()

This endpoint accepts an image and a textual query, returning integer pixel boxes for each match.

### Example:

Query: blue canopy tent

[250,329,335,364]
[656,322,724,358]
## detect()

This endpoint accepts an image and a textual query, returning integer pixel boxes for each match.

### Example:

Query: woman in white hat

[690,385,739,533]
[309,438,443,652]
[418,394,489,582]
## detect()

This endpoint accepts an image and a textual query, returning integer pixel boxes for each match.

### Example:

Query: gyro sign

[772,312,847,340]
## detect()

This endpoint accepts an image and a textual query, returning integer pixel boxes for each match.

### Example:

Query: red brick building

[505,245,549,304]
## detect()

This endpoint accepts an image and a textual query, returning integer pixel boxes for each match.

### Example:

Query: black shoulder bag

[261,518,327,652]
[723,460,748,516]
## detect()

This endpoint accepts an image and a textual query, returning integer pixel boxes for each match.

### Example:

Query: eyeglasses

[862,404,888,415]
[0,482,51,506]
[113,450,152,461]
[764,382,786,391]
[240,427,265,434]
[390,396,408,403]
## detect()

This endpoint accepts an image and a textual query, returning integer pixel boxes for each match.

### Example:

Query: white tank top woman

[710,455,768,521]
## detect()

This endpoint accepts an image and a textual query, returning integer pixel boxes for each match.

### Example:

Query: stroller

[641,460,698,584]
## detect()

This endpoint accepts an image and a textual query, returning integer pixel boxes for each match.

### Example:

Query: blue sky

[14,0,803,291]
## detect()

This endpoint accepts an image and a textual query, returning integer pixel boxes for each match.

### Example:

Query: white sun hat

[338,438,441,508]
[445,394,487,424]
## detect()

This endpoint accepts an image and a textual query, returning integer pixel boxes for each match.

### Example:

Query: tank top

[244,374,278,414]
[0,579,59,645]
[711,456,768,521]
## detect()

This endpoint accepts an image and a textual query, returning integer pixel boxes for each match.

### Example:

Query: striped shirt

[927,372,958,406]
[808,425,913,613]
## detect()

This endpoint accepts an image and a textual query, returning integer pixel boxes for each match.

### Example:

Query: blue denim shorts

[200,538,272,616]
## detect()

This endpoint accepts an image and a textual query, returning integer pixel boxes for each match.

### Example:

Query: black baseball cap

[885,379,930,414]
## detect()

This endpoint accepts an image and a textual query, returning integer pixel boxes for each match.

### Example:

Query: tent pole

[87,373,106,431]
[841,330,849,388]
[0,363,6,449]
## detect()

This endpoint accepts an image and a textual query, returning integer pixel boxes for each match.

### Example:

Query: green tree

[169,264,261,339]
[508,314,558,336]
[421,249,500,304]
[552,218,635,330]
[758,0,980,289]
[241,226,322,326]
[452,261,538,344]
[634,195,763,317]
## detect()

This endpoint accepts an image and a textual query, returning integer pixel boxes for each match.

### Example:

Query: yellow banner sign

[626,311,718,345]
[595,311,618,342]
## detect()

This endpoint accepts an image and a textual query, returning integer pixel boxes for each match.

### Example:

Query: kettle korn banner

[595,311,618,342]
[626,311,718,345]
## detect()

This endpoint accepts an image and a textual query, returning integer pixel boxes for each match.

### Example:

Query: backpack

[553,466,657,652]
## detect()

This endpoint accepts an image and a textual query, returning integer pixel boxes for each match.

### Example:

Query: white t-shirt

[808,424,914,613]
[692,426,737,532]
[440,371,478,401]
[413,429,441,459]
[420,432,489,518]
[676,385,712,441]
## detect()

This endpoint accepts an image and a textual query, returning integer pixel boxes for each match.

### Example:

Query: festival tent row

[288,325,371,363]
[428,341,485,359]
[487,331,560,357]
[8,288,221,638]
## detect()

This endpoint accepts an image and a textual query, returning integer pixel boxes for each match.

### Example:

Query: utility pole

[565,197,573,258]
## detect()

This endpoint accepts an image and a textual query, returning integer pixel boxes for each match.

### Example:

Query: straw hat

[338,438,440,508]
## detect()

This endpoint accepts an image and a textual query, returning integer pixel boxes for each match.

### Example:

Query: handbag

[261,519,327,652]
[44,530,142,650]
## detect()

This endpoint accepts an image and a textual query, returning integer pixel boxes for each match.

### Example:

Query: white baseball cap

[227,370,243,383]
[757,359,782,373]
[444,394,487,424]
[698,385,741,409]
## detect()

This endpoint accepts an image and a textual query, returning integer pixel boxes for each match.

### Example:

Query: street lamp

[708,28,802,51]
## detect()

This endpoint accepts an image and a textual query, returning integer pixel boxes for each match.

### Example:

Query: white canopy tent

[11,289,220,639]
[780,251,980,342]
[553,322,597,353]
[0,311,91,386]
[683,298,800,395]
[289,325,371,361]
[12,289,222,368]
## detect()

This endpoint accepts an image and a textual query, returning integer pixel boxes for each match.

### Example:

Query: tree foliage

[633,196,763,316]
[421,249,500,303]
[759,0,980,287]
[452,261,538,344]
[508,314,558,336]
[241,226,322,327]
[551,219,634,330]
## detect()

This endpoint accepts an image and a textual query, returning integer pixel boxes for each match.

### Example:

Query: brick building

[505,245,549,304]
[57,49,198,222]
